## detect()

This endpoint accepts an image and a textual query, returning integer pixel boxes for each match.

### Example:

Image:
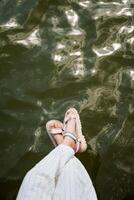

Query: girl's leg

[52,109,97,200]
[17,144,75,200]
[17,117,77,200]
[17,108,97,200]
[53,156,97,200]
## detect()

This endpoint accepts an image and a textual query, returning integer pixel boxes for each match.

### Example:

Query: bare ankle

[62,137,76,150]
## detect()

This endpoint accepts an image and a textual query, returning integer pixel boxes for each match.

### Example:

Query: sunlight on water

[72,63,85,77]
[119,25,134,34]
[65,9,79,27]
[93,43,121,57]
[53,54,65,62]
[127,37,134,44]
[17,29,41,47]
[56,43,66,49]
[129,70,134,80]
[92,0,133,20]
[0,18,18,28]
[79,1,91,8]
[29,126,42,152]
[0,0,134,199]
[68,28,82,35]
[70,51,81,56]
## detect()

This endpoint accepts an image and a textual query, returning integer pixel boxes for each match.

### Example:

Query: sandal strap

[63,131,81,153]
[75,140,81,153]
[63,131,77,142]
[64,114,76,125]
[50,128,63,135]
[63,116,76,132]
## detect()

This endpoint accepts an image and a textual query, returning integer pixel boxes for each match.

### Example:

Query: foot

[47,120,64,145]
[63,112,77,152]
[62,108,87,153]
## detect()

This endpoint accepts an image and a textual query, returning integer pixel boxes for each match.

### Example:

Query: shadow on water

[0,0,134,199]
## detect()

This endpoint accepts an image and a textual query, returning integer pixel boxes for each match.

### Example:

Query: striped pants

[17,144,97,200]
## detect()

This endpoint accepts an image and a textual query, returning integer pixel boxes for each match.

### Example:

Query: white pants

[17,144,97,200]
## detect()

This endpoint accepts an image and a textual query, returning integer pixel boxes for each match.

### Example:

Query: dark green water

[0,0,134,199]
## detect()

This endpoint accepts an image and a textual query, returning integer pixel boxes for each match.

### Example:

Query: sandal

[63,108,87,153]
[46,120,63,147]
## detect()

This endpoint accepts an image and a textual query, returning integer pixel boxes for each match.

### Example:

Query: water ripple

[0,0,134,199]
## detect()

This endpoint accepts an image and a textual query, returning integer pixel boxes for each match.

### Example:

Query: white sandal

[63,108,87,153]
[46,120,63,147]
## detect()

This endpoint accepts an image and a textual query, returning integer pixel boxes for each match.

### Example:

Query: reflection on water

[0,0,134,199]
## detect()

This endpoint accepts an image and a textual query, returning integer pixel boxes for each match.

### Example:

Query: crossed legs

[17,109,97,200]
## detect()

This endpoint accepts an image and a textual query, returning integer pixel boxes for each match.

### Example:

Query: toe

[54,122,57,128]
[50,123,55,129]
[52,121,62,129]
[47,120,63,131]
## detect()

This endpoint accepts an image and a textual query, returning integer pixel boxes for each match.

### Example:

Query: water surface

[0,0,134,199]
